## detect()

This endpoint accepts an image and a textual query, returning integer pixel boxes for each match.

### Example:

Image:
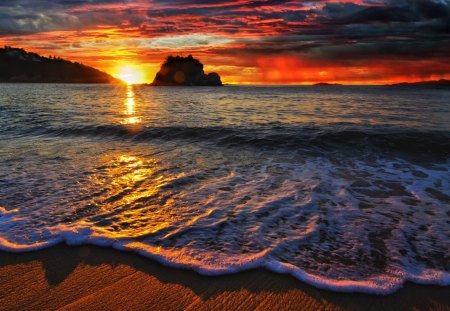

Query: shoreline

[0,244,449,310]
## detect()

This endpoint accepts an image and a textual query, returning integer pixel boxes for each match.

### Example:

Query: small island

[0,46,120,83]
[151,55,222,86]
[313,82,343,86]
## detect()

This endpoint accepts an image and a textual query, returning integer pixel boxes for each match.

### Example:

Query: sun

[115,65,146,84]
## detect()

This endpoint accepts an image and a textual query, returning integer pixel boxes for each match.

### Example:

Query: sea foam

[1,84,449,295]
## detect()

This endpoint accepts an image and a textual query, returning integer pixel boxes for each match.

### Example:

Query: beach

[0,244,449,310]
[2,0,450,308]
[1,84,449,308]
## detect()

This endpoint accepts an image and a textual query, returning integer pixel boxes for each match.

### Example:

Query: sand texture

[0,244,449,310]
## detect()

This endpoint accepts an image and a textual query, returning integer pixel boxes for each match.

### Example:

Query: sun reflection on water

[84,153,174,238]
[122,85,141,125]
[125,88,135,115]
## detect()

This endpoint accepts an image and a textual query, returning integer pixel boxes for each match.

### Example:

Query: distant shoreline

[389,79,450,87]
[1,80,449,87]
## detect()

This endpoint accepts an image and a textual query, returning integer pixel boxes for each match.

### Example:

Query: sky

[1,0,449,84]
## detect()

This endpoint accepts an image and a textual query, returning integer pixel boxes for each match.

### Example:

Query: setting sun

[115,65,146,84]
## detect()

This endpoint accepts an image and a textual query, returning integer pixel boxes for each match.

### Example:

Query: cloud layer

[1,0,449,83]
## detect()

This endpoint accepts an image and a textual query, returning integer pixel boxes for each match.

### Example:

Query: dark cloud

[321,0,449,24]
[2,0,448,38]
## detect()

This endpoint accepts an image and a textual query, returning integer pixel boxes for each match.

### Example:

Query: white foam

[1,155,449,295]
[0,223,448,295]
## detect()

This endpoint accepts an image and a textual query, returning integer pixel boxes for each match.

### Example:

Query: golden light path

[85,153,173,238]
[122,85,141,125]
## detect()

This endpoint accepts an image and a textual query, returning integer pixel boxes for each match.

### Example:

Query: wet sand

[0,244,449,310]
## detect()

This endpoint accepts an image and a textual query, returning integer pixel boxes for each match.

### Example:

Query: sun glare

[115,65,145,84]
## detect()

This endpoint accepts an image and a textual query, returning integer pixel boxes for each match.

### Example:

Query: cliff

[0,46,120,83]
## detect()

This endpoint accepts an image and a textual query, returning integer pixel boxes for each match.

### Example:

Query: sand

[0,244,449,310]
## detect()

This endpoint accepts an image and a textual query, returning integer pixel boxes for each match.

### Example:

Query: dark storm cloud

[0,0,120,8]
[0,0,118,34]
[321,0,449,24]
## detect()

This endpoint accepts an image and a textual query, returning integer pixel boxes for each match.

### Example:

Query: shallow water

[0,84,449,294]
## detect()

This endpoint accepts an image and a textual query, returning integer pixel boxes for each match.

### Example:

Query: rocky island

[313,82,343,86]
[0,46,120,83]
[151,55,222,86]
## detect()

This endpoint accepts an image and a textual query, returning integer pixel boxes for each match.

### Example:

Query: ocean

[0,83,449,294]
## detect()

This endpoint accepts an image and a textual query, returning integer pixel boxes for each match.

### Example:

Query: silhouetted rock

[0,46,121,83]
[390,79,450,87]
[151,55,222,86]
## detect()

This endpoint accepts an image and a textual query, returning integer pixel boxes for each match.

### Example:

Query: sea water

[0,83,449,294]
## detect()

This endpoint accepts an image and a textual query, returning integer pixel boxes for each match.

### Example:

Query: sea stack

[151,55,222,86]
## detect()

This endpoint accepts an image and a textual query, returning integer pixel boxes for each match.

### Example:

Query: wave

[2,123,449,295]
[9,124,450,157]
[0,214,448,296]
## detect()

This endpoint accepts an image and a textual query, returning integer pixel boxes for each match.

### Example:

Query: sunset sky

[1,0,449,84]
